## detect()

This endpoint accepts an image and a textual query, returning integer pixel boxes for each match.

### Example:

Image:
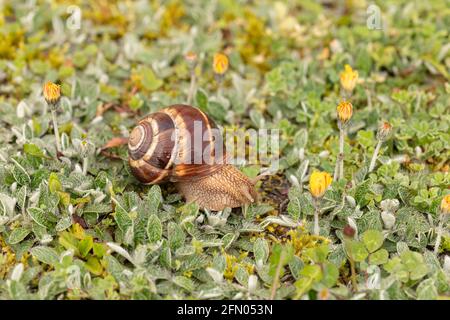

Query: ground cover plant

[0,0,449,300]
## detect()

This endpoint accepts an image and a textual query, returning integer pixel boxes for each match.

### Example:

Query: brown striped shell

[128,104,226,184]
[128,104,259,211]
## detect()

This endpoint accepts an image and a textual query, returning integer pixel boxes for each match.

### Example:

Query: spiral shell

[128,104,225,184]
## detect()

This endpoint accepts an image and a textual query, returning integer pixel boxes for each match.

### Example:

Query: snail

[128,104,258,211]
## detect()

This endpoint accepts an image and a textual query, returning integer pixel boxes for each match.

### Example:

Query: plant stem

[339,127,345,180]
[313,199,320,236]
[349,256,358,292]
[369,139,382,173]
[333,157,339,181]
[51,108,61,153]
[187,70,196,105]
[82,157,89,175]
[434,215,447,255]
[344,239,358,292]
[270,250,285,300]
[366,88,372,110]
[216,75,224,99]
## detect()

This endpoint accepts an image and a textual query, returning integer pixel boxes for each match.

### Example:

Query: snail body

[128,104,257,211]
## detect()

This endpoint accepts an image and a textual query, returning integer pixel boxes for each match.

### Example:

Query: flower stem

[369,139,382,173]
[434,215,447,255]
[339,127,345,180]
[187,70,196,105]
[334,124,345,181]
[51,108,61,153]
[333,157,339,181]
[270,250,285,300]
[349,256,358,292]
[82,157,89,175]
[216,75,224,99]
[344,239,358,292]
[313,199,320,236]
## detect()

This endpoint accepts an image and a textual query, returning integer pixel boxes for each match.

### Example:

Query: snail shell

[128,104,257,211]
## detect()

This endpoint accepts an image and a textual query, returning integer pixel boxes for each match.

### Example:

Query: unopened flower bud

[185,51,198,69]
[337,100,353,124]
[213,53,229,75]
[43,81,61,106]
[441,194,450,215]
[377,121,392,141]
[343,224,355,238]
[309,171,332,198]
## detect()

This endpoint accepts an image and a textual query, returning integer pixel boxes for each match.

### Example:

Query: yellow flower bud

[441,194,450,215]
[43,81,61,105]
[309,171,332,198]
[213,53,229,75]
[339,64,358,92]
[337,100,353,123]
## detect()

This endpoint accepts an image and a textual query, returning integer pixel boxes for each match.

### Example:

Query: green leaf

[145,185,162,216]
[269,244,294,278]
[356,130,375,148]
[369,249,389,265]
[159,240,172,268]
[300,265,323,282]
[416,279,437,300]
[400,250,429,280]
[146,214,162,243]
[85,256,103,276]
[113,205,132,233]
[173,276,195,292]
[221,233,236,250]
[83,203,111,215]
[11,159,31,185]
[78,236,94,258]
[27,207,56,229]
[303,243,330,263]
[207,101,227,122]
[362,229,384,253]
[48,173,62,193]
[253,238,269,265]
[16,185,27,210]
[30,246,59,266]
[140,66,163,91]
[167,222,185,250]
[93,243,107,258]
[24,143,45,158]
[349,241,369,262]
[8,228,30,244]
[195,88,208,110]
[55,216,72,232]
[354,180,371,207]
[288,255,304,279]
[58,231,79,253]
[321,262,339,287]
[294,276,313,298]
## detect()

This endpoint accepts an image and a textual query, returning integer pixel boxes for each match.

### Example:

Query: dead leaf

[101,137,128,150]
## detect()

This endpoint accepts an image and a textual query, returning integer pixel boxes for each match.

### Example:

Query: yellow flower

[441,194,450,215]
[213,53,229,75]
[340,64,358,92]
[309,171,332,198]
[337,100,353,123]
[43,81,61,105]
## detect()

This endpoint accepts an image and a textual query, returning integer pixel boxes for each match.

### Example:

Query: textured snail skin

[175,165,258,211]
[128,104,258,211]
